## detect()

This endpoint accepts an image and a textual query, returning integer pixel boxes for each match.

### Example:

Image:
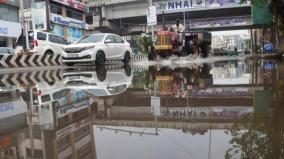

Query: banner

[188,16,252,29]
[208,0,244,7]
[31,2,47,31]
[155,0,206,12]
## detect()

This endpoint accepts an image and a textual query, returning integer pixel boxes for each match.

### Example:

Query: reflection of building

[0,88,97,159]
[0,88,28,156]
[0,1,21,47]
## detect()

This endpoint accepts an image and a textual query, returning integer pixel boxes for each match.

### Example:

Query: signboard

[31,2,47,31]
[188,16,252,29]
[51,0,89,12]
[167,106,253,119]
[56,117,91,139]
[151,96,160,116]
[0,20,21,38]
[252,4,272,25]
[51,14,86,29]
[0,100,27,120]
[147,6,157,26]
[209,0,243,7]
[155,0,206,12]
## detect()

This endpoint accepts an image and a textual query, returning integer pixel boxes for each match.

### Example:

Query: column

[62,6,68,40]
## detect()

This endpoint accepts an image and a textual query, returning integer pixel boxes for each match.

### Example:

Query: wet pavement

[0,58,284,159]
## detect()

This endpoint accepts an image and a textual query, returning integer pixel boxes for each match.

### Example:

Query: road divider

[0,54,62,68]
[0,69,62,87]
[0,53,148,68]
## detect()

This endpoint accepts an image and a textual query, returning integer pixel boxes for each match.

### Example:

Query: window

[41,95,51,103]
[52,89,70,100]
[105,35,115,43]
[85,15,93,24]
[78,34,105,43]
[115,36,124,43]
[37,32,47,41]
[57,36,67,45]
[50,4,62,15]
[48,35,57,43]
[66,9,83,21]
[0,5,19,22]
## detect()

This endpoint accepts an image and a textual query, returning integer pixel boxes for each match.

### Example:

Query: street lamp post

[149,0,154,46]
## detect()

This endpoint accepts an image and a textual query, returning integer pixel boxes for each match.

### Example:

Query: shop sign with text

[51,14,86,29]
[51,0,89,12]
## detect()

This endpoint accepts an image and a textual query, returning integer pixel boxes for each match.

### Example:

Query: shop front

[50,13,86,43]
[0,19,21,47]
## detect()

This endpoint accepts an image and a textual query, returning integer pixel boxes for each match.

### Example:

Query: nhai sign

[155,0,206,12]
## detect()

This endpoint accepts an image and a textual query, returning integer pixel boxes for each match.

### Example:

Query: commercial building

[0,0,21,47]
[24,0,91,43]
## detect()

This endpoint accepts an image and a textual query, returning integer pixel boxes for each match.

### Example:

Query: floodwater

[0,57,284,159]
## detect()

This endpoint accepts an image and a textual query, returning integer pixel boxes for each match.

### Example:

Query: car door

[48,35,61,54]
[56,36,67,54]
[104,35,116,59]
[114,35,125,58]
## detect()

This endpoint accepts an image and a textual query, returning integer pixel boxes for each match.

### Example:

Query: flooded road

[0,58,284,159]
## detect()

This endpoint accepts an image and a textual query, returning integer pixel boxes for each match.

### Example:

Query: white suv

[16,31,67,55]
[61,33,132,65]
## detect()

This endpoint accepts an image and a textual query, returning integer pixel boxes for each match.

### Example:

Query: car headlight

[82,46,95,51]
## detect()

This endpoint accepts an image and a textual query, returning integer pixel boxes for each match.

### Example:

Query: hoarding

[31,1,47,31]
[147,6,157,26]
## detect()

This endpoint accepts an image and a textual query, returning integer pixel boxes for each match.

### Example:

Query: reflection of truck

[148,31,212,60]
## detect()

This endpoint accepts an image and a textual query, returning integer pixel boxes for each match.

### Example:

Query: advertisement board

[147,6,157,26]
[208,0,244,7]
[0,20,21,38]
[188,16,252,29]
[31,1,47,31]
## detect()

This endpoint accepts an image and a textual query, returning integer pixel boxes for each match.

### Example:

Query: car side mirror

[105,39,112,43]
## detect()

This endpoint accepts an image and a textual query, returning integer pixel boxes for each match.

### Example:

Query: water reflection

[0,59,283,159]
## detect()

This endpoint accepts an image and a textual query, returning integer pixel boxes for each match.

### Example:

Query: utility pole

[20,0,29,50]
[149,0,154,46]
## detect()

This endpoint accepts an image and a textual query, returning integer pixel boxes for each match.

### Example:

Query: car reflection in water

[63,65,133,97]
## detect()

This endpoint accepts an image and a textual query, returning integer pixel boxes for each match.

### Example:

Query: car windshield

[78,34,105,43]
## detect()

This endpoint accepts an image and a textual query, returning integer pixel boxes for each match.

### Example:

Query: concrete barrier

[0,69,62,87]
[0,53,148,69]
[0,54,62,68]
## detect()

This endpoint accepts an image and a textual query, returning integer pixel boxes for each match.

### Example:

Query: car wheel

[66,63,74,66]
[44,50,53,56]
[96,65,107,81]
[95,51,106,65]
[124,64,131,76]
[123,51,131,64]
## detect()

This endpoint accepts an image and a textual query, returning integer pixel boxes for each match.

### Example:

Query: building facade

[24,0,90,43]
[0,0,21,47]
